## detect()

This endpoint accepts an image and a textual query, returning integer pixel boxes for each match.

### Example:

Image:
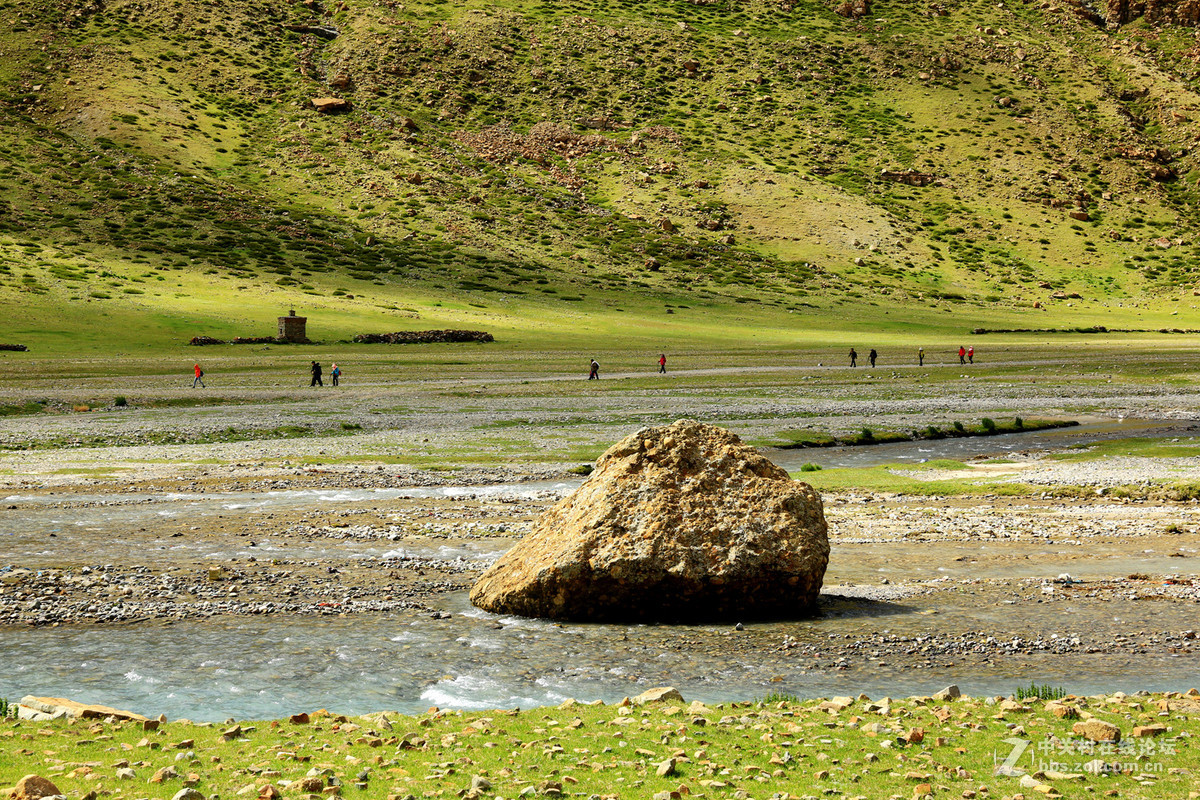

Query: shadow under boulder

[469,419,828,623]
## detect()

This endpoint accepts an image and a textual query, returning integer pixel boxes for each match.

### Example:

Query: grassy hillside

[3,0,1200,350]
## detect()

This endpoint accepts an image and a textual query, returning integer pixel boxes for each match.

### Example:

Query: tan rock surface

[12,775,61,800]
[18,695,147,722]
[1072,718,1121,742]
[469,419,828,621]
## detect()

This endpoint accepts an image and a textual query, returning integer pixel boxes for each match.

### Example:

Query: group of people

[194,345,978,388]
[587,353,667,380]
[191,362,343,388]
[309,361,341,386]
[850,347,976,367]
[847,348,878,368]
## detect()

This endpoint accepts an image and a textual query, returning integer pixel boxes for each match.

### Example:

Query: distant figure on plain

[958,346,966,365]
[967,346,975,364]
[868,349,877,368]
[588,359,599,380]
[849,348,857,368]
[192,363,205,389]
[310,360,323,387]
[918,347,925,366]
[331,363,341,386]
[658,353,667,373]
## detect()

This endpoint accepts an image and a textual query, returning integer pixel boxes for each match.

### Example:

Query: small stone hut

[277,309,307,342]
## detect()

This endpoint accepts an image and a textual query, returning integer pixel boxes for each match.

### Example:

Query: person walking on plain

[658,353,667,374]
[967,346,974,364]
[192,363,205,389]
[331,363,341,386]
[868,349,877,368]
[918,347,925,366]
[310,360,323,387]
[588,359,600,380]
[849,348,857,368]
[958,346,966,365]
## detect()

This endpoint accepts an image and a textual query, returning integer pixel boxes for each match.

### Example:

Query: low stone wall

[188,336,310,345]
[354,330,494,344]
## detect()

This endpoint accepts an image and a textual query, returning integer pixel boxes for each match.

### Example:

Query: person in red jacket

[192,364,205,389]
[958,346,966,365]
[658,353,667,373]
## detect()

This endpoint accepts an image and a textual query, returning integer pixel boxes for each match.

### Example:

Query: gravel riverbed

[2,356,1199,685]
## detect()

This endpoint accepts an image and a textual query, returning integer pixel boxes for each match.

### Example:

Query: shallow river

[1,419,1197,721]
[2,591,1194,722]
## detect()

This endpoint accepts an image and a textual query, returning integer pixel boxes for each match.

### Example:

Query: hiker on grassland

[849,348,857,368]
[192,364,205,388]
[588,359,600,380]
[310,360,323,387]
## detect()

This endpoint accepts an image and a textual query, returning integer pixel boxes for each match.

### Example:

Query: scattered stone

[310,97,350,113]
[12,776,62,800]
[634,687,685,705]
[18,696,147,722]
[1132,724,1168,737]
[933,685,961,701]
[1072,719,1120,742]
[297,777,326,793]
[835,0,870,18]
[1045,702,1079,719]
[152,766,181,783]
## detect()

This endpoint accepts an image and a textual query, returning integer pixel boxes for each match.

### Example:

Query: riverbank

[2,688,1198,800]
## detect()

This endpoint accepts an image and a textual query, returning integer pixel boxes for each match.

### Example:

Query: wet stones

[933,684,961,701]
[470,420,829,622]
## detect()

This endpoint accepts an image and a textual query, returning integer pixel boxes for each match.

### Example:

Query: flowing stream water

[1,419,1197,721]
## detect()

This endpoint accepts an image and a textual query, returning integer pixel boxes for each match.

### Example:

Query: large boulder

[469,419,828,622]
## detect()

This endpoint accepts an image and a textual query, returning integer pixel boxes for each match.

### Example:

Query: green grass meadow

[2,692,1197,800]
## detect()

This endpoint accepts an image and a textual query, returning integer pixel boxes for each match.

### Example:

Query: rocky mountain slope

[3,0,1200,341]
